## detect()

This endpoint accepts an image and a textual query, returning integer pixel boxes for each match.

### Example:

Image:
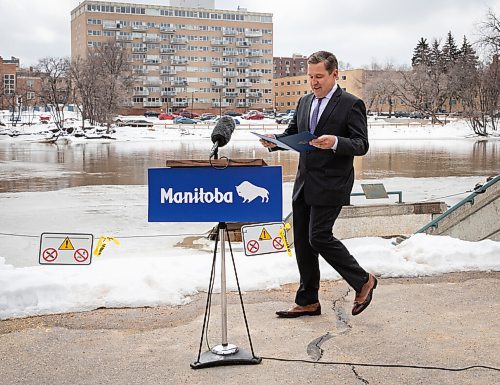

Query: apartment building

[0,56,43,111]
[273,54,307,78]
[273,69,366,112]
[70,0,274,115]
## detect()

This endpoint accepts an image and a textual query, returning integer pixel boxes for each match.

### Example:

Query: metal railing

[415,174,499,234]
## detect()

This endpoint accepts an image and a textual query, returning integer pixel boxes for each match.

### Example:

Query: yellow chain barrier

[278,223,292,257]
[93,236,120,256]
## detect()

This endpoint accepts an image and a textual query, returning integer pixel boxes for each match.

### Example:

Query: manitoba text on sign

[148,166,283,222]
[39,233,93,265]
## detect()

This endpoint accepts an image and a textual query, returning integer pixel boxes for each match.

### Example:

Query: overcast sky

[0,0,498,68]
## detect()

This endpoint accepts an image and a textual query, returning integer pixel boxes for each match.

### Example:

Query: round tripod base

[191,347,262,369]
[211,343,238,355]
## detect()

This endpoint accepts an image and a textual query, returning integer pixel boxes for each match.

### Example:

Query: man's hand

[259,134,277,149]
[310,135,337,150]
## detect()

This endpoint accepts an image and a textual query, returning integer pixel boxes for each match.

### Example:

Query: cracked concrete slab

[0,272,499,385]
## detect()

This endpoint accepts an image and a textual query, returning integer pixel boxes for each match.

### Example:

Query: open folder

[252,131,317,152]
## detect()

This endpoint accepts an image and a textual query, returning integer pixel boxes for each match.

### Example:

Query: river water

[0,139,498,193]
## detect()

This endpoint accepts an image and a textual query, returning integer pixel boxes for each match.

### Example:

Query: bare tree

[394,63,448,124]
[460,9,500,135]
[36,57,72,129]
[363,66,401,116]
[71,40,134,131]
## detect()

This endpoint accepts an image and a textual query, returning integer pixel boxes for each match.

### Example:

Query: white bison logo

[235,181,269,203]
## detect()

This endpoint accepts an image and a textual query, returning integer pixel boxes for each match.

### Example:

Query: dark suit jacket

[276,87,369,206]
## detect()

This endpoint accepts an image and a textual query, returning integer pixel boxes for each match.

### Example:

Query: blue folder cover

[252,131,317,152]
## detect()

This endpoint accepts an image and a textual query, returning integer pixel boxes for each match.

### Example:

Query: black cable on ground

[260,356,500,372]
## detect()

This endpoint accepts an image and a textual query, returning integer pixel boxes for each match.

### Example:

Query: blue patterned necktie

[310,97,323,134]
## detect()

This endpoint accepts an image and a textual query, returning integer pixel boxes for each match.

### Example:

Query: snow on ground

[0,176,498,320]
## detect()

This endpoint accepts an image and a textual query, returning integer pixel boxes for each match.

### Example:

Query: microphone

[210,116,236,158]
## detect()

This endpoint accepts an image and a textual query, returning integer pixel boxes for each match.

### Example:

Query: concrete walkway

[1,272,499,385]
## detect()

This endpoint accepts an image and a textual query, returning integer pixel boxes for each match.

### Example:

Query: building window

[3,74,15,95]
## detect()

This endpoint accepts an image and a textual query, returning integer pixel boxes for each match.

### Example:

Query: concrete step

[419,175,500,241]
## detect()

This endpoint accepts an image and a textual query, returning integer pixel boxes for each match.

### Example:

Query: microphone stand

[191,148,261,369]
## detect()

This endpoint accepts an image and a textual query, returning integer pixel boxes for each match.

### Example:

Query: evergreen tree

[441,31,459,67]
[429,39,443,68]
[458,36,479,68]
[411,37,430,67]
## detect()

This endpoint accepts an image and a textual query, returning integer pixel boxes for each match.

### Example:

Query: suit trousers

[292,191,369,306]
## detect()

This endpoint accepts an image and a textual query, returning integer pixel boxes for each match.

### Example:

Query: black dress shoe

[352,274,377,316]
[276,303,321,318]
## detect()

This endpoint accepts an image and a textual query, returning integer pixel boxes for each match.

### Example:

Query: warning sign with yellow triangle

[259,228,272,241]
[59,237,75,250]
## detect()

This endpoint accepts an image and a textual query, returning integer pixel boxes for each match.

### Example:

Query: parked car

[223,111,242,117]
[276,112,294,124]
[244,113,265,120]
[158,113,177,120]
[199,113,216,121]
[173,116,198,124]
[208,116,240,125]
[115,118,154,127]
[144,111,160,118]
[179,111,199,119]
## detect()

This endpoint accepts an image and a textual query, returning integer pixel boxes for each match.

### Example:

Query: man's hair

[307,51,338,74]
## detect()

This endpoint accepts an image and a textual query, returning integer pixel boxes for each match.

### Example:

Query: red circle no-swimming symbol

[272,237,284,250]
[74,248,90,263]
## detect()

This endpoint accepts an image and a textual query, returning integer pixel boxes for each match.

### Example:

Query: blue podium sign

[148,166,283,222]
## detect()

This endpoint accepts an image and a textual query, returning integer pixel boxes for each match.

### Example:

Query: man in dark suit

[261,50,377,317]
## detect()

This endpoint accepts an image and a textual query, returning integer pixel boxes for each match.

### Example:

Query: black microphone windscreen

[211,116,235,147]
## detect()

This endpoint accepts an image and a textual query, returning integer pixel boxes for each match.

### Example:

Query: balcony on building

[171,37,188,45]
[247,91,263,98]
[210,38,229,46]
[222,28,238,36]
[246,50,263,57]
[117,34,132,41]
[132,23,148,31]
[244,29,263,38]
[172,78,188,86]
[171,58,188,65]
[211,60,229,67]
[133,89,149,96]
[143,57,161,64]
[173,101,189,107]
[236,81,253,88]
[161,90,176,97]
[223,49,239,57]
[160,67,176,75]
[223,70,238,77]
[132,46,147,53]
[160,25,176,33]
[143,34,160,43]
[103,21,122,30]
[133,68,147,75]
[212,101,230,107]
[224,91,239,97]
[237,101,251,108]
[210,80,227,88]
[160,76,172,85]
[236,41,251,48]
[236,61,251,68]
[246,70,263,77]
[160,47,175,54]
[144,101,162,107]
